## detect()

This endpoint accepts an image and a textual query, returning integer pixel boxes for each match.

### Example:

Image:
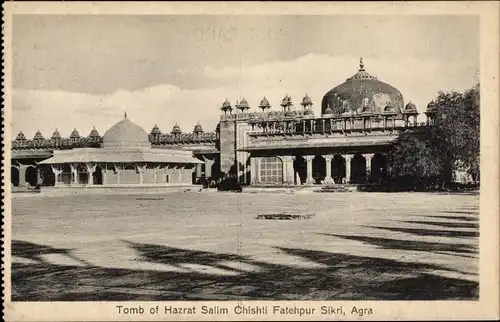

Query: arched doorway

[312,155,326,184]
[293,156,307,185]
[61,164,72,184]
[38,165,55,186]
[370,153,388,184]
[25,166,38,187]
[332,155,346,184]
[259,156,283,184]
[350,153,367,184]
[122,164,138,184]
[11,166,19,187]
[93,165,103,185]
[78,165,88,184]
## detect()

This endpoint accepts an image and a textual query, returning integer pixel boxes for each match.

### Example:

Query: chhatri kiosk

[40,114,202,187]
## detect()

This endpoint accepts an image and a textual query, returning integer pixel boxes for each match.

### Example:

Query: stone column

[250,157,258,185]
[323,154,334,185]
[86,163,96,185]
[204,158,214,178]
[102,167,107,185]
[137,164,146,184]
[195,163,202,179]
[305,155,314,184]
[177,165,185,183]
[344,154,353,184]
[18,164,28,187]
[256,158,261,184]
[282,156,294,185]
[37,169,43,185]
[153,165,160,183]
[115,164,122,184]
[70,164,79,185]
[51,165,63,187]
[363,153,374,183]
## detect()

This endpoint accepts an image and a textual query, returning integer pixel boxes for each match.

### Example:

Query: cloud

[11,53,478,139]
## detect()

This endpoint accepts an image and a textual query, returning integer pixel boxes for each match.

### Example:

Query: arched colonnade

[249,153,388,185]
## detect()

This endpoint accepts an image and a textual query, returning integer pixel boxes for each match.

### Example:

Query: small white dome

[102,116,150,148]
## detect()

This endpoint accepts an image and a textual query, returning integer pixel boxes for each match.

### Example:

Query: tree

[389,83,480,189]
[431,83,480,182]
[389,130,443,189]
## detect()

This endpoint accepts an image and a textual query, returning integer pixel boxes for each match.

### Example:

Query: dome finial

[359,57,365,71]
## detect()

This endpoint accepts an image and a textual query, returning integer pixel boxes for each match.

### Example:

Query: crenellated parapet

[246,110,424,137]
[220,109,316,121]
[150,131,218,146]
[12,128,219,151]
[12,137,102,150]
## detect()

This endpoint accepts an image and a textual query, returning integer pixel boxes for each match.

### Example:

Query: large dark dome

[321,58,404,116]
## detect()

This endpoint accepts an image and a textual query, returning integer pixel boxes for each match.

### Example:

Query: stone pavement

[10,191,479,300]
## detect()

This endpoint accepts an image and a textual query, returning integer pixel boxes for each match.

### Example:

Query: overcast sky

[12,14,479,137]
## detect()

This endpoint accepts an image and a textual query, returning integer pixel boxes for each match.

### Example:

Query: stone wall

[219,120,236,176]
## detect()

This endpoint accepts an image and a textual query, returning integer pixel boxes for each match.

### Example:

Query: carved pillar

[51,165,62,187]
[323,154,334,185]
[250,156,258,185]
[363,153,374,183]
[344,154,353,184]
[137,164,146,184]
[281,156,294,185]
[195,163,202,179]
[153,165,160,183]
[204,158,214,178]
[18,164,28,187]
[86,163,96,185]
[70,164,79,185]
[115,164,122,184]
[177,165,185,183]
[102,166,107,185]
[256,158,261,183]
[305,155,314,184]
[37,169,43,185]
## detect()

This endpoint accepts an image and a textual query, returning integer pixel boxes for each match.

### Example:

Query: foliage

[389,84,480,187]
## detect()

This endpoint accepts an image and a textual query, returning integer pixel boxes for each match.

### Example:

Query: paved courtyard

[10,191,479,301]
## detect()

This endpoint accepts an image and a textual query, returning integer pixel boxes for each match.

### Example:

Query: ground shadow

[11,240,92,266]
[367,226,479,238]
[11,240,478,301]
[441,210,479,215]
[122,240,253,273]
[321,233,476,255]
[400,220,479,229]
[424,215,478,222]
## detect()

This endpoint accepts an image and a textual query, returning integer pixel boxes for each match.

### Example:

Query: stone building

[11,58,438,189]
[37,114,203,187]
[218,58,423,185]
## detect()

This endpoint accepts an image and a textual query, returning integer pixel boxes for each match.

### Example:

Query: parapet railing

[12,132,219,150]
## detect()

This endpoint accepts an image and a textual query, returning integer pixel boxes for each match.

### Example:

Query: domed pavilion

[321,58,404,117]
[228,58,424,186]
[40,114,202,187]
